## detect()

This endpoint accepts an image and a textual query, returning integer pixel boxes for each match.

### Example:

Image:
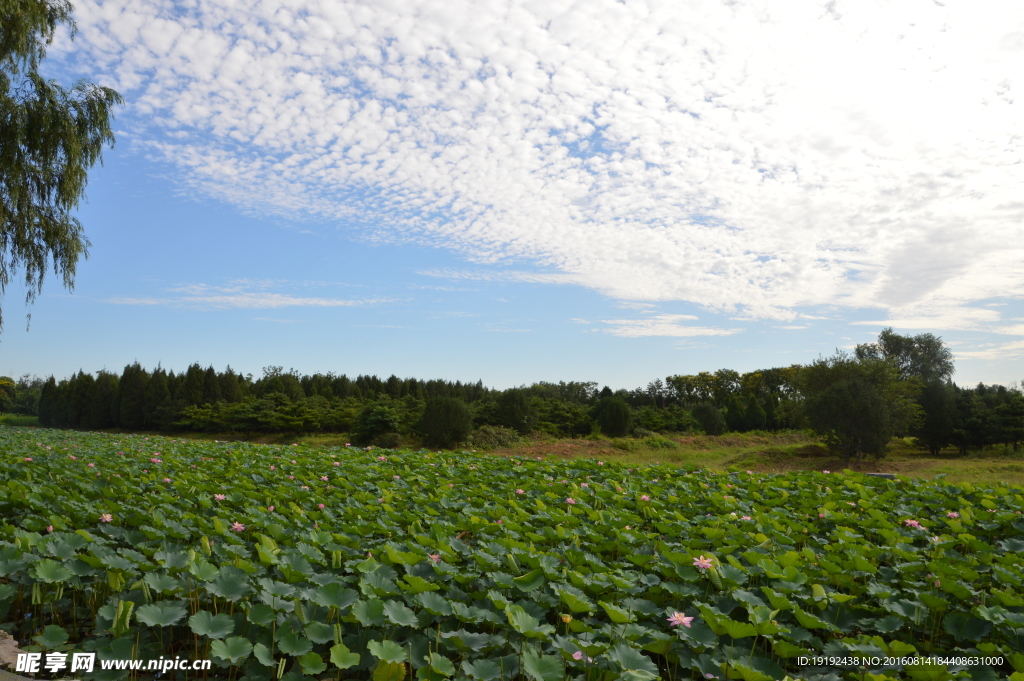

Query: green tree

[913,380,957,455]
[416,396,473,448]
[855,328,954,384]
[592,396,632,437]
[0,375,14,412]
[356,403,400,444]
[800,351,919,462]
[1,0,122,330]
[117,362,149,430]
[495,389,536,435]
[87,369,117,429]
[691,403,726,436]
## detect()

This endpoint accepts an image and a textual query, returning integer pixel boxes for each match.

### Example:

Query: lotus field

[2,428,1024,681]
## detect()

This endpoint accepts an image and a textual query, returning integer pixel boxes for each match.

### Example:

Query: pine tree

[118,362,149,430]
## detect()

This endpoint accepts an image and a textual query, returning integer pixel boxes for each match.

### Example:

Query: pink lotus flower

[448,483,454,488]
[301,485,309,490]
[934,579,941,587]
[215,494,226,501]
[142,469,148,473]
[321,476,329,481]
[617,486,624,492]
[640,495,650,501]
[818,513,825,518]
[291,460,297,464]
[693,555,713,570]
[947,511,960,518]
[345,443,351,447]
[624,525,631,530]
[289,475,295,480]
[516,489,525,494]
[393,475,400,479]
[378,456,387,461]
[270,465,276,470]
[598,461,604,466]
[99,514,113,523]
[268,506,274,512]
[333,461,340,466]
[69,455,77,460]
[429,554,441,563]
[47,525,54,532]
[88,463,95,468]
[231,522,245,532]
[742,516,752,520]
[581,483,589,488]
[905,519,921,528]
[163,477,171,483]
[667,611,694,628]
[496,519,503,524]
[24,457,32,462]
[746,470,753,474]
[566,497,576,505]
[572,651,583,661]
[318,503,325,509]
[150,458,161,463]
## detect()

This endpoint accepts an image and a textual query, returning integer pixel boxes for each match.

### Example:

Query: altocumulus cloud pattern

[55,0,1024,328]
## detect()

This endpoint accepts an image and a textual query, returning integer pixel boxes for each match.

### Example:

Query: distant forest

[2,329,1023,457]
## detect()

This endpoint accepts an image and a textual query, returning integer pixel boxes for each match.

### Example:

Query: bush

[371,432,403,449]
[691,403,727,435]
[416,397,473,448]
[467,425,522,449]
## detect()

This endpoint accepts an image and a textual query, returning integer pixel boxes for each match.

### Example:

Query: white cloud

[105,283,388,309]
[600,314,740,338]
[58,0,1024,327]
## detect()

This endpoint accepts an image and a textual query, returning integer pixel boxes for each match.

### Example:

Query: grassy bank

[7,422,1022,487]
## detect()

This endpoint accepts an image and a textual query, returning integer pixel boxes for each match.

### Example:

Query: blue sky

[4,0,1024,390]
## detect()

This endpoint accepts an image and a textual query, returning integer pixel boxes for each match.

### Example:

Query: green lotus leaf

[188,610,234,639]
[136,601,188,627]
[210,636,252,664]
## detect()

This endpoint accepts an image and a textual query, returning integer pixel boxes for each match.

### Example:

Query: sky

[4,0,1024,390]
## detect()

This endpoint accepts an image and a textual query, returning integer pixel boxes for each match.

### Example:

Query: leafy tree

[592,396,632,437]
[800,352,919,462]
[744,394,767,431]
[1,0,122,330]
[691,403,726,435]
[356,403,400,444]
[855,328,954,384]
[495,389,536,435]
[417,396,473,448]
[0,375,14,412]
[913,380,957,455]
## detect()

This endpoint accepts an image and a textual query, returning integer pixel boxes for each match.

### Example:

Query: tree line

[4,329,1024,458]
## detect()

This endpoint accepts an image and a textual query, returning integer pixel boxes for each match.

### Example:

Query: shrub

[416,397,473,448]
[356,404,400,444]
[467,425,521,450]
[371,432,403,449]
